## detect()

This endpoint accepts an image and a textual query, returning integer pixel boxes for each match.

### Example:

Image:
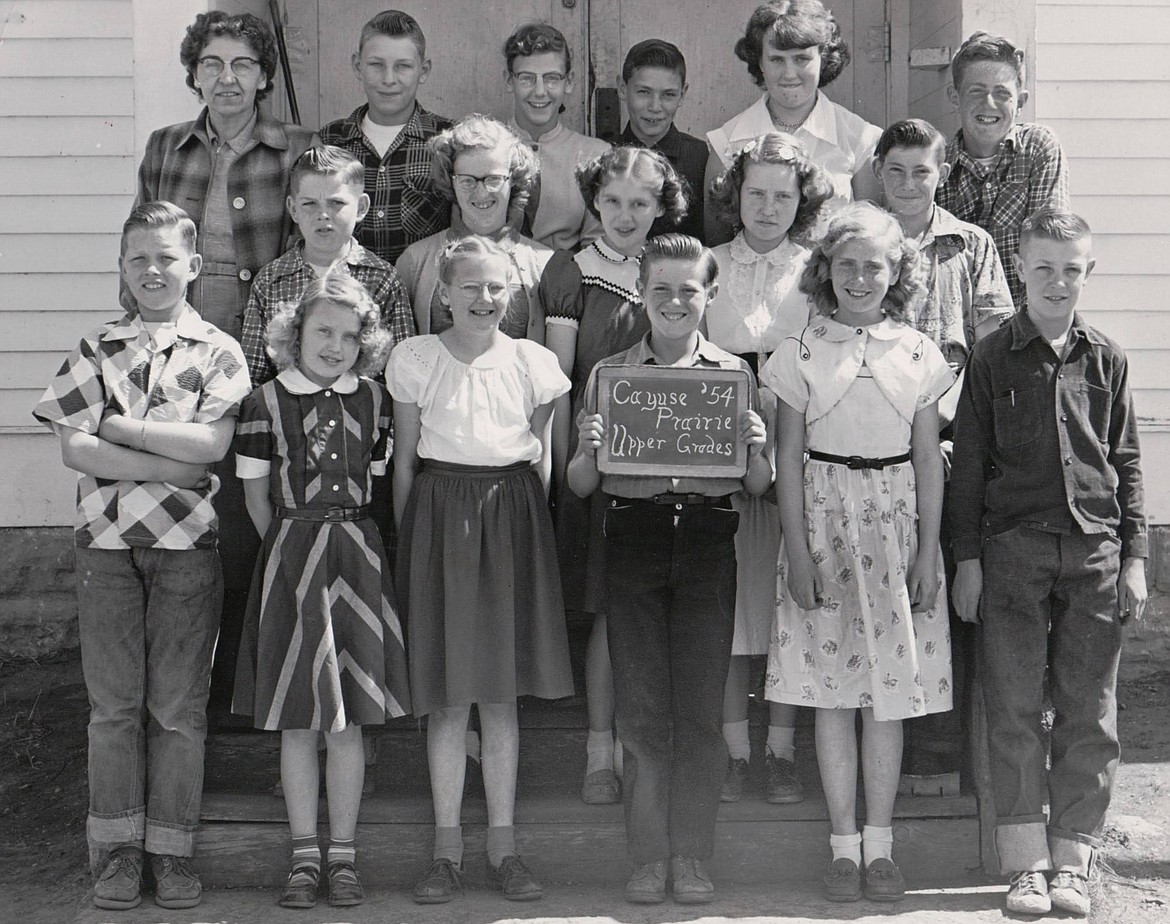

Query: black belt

[614,493,733,507]
[807,450,911,471]
[274,505,369,522]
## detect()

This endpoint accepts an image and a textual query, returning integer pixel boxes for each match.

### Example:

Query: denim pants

[979,525,1122,873]
[603,497,738,864]
[76,546,222,861]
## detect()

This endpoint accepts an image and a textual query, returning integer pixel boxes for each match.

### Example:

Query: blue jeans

[76,547,222,862]
[979,525,1122,873]
[603,497,738,865]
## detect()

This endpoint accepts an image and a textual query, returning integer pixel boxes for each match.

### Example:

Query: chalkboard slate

[595,365,751,477]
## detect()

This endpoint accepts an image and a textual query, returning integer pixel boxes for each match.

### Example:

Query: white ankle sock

[830,832,862,865]
[863,825,894,864]
[722,720,751,761]
[766,724,796,762]
[585,730,615,776]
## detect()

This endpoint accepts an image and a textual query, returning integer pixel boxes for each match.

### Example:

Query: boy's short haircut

[290,145,366,195]
[358,9,427,58]
[436,235,512,285]
[875,118,947,165]
[576,145,687,225]
[1019,207,1092,249]
[122,200,197,255]
[735,0,850,89]
[621,39,687,84]
[951,31,1026,89]
[266,272,392,377]
[639,233,719,288]
[180,11,278,101]
[707,132,834,239]
[504,22,572,75]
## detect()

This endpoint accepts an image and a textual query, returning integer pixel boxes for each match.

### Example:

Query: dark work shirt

[950,310,1146,561]
[620,123,707,241]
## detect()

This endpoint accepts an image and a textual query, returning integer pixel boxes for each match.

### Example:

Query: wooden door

[282,0,591,132]
[588,0,890,140]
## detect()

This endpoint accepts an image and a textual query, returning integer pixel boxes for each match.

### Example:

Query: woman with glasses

[395,115,551,342]
[134,10,317,727]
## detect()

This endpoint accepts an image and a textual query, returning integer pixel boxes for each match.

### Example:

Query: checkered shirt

[136,107,318,309]
[936,122,1069,306]
[33,306,251,550]
[320,104,453,264]
[240,239,415,388]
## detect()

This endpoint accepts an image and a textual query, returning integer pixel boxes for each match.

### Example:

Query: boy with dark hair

[568,234,771,905]
[950,209,1147,918]
[321,10,452,264]
[936,32,1069,306]
[240,144,413,388]
[618,39,707,239]
[34,202,252,911]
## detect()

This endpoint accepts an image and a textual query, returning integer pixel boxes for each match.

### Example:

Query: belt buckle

[846,456,867,470]
[324,507,346,521]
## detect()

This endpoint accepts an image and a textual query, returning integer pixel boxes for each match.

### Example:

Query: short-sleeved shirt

[235,368,390,504]
[510,120,610,252]
[582,333,761,498]
[385,334,570,466]
[936,122,1070,306]
[620,123,707,240]
[706,233,814,361]
[239,238,414,388]
[320,104,453,264]
[910,206,1014,367]
[33,305,251,550]
[707,92,881,205]
[762,317,955,457]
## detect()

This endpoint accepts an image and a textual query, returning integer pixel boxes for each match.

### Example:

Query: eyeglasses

[456,282,509,300]
[511,71,566,90]
[452,173,510,193]
[197,55,262,77]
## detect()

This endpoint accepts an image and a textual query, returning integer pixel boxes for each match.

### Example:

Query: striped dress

[231,368,410,731]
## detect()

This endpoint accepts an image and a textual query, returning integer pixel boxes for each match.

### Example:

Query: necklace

[771,115,806,133]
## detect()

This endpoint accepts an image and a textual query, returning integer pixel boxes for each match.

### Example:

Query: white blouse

[706,234,814,360]
[385,335,570,466]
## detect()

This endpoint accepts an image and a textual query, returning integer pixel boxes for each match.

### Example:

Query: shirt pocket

[1075,382,1112,446]
[992,384,1041,451]
[401,176,447,239]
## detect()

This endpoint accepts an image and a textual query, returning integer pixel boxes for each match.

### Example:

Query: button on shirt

[582,333,761,498]
[949,311,1146,562]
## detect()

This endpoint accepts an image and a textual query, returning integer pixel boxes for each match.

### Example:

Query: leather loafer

[823,857,862,902]
[670,855,715,904]
[488,854,543,901]
[412,858,463,904]
[864,857,906,902]
[625,859,668,904]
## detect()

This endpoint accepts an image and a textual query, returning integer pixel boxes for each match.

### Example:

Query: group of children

[34,1,1147,919]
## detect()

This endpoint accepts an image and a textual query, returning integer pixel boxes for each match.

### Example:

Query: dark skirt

[397,460,573,715]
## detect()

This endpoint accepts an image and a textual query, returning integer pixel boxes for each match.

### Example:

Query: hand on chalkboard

[739,409,767,456]
[577,413,605,455]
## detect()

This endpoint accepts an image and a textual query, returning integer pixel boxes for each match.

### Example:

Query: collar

[620,122,681,157]
[177,107,288,152]
[103,303,217,344]
[949,123,1021,174]
[277,367,360,395]
[729,232,801,267]
[627,331,727,366]
[509,119,568,147]
[574,239,642,304]
[723,90,837,149]
[275,238,380,277]
[207,109,258,152]
[923,205,970,248]
[811,315,909,342]
[1008,310,1101,351]
[335,103,428,143]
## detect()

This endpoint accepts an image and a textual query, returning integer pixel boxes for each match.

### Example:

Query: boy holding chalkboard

[567,234,770,905]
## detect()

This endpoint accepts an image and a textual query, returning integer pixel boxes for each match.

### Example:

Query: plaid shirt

[936,122,1069,306]
[320,103,453,264]
[136,107,318,311]
[33,306,251,551]
[240,239,415,388]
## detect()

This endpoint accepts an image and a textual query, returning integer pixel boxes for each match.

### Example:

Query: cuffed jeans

[603,497,738,865]
[979,525,1122,874]
[76,546,222,862]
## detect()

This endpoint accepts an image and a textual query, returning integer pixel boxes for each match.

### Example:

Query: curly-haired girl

[232,272,408,910]
[759,202,955,903]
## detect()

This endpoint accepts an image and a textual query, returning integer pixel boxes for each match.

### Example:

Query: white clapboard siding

[0,434,75,527]
[0,197,133,234]
[0,78,136,117]
[0,38,134,77]
[1,1,133,38]
[0,352,71,390]
[1037,4,1170,41]
[1043,120,1168,157]
[0,156,136,196]
[1075,197,1170,235]
[0,116,135,156]
[0,274,121,312]
[1073,158,1170,194]
[1,391,48,430]
[0,312,122,352]
[1034,82,1170,120]
[1078,235,1170,276]
[0,234,122,273]
[1037,45,1170,81]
